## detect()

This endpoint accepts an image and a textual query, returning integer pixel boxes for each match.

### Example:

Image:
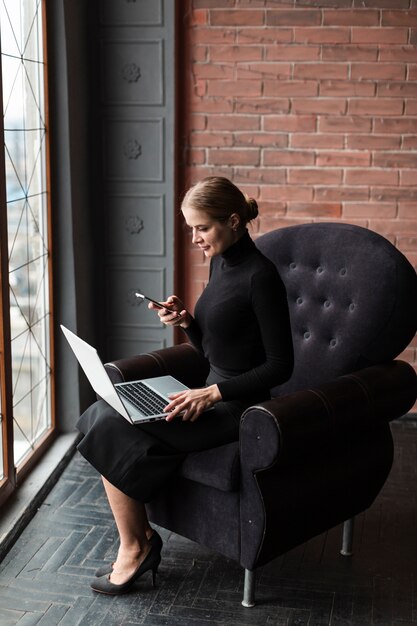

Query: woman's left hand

[164,385,222,422]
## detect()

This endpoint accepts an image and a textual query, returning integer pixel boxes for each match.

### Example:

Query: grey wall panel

[106,194,165,257]
[100,0,163,27]
[106,336,166,361]
[107,267,166,328]
[104,118,164,182]
[102,40,164,105]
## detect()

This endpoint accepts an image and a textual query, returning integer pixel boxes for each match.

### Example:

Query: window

[0,0,54,504]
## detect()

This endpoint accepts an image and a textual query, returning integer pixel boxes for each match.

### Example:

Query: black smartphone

[135,292,170,311]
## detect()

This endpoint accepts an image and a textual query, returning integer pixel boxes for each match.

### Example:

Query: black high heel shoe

[90,544,161,595]
[94,530,163,577]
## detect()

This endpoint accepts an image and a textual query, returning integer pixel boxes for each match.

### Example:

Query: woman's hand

[148,295,192,329]
[164,385,222,422]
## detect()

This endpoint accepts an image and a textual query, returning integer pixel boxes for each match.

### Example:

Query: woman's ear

[229,213,240,232]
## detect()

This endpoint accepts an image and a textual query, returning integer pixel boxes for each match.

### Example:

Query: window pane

[1,0,52,469]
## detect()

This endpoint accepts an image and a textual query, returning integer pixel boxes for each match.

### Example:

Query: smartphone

[135,292,170,311]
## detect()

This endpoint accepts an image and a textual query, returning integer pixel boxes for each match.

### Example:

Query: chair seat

[179,442,240,492]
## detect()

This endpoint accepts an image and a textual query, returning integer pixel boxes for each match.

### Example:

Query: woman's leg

[102,477,153,584]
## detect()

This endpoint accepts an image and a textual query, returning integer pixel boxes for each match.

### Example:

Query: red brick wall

[177,0,417,382]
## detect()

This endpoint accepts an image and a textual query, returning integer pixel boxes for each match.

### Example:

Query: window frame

[0,0,56,507]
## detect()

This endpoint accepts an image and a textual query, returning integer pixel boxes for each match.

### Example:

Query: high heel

[94,529,163,577]
[90,544,161,595]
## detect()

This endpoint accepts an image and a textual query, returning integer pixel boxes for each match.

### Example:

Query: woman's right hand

[148,295,192,329]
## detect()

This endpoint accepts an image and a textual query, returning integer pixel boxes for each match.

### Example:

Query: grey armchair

[105,223,417,607]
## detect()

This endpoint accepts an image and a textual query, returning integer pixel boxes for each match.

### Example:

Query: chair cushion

[179,442,240,492]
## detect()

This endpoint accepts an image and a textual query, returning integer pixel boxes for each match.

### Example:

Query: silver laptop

[61,325,189,424]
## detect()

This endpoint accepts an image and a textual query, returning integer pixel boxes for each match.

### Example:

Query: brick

[206,114,260,130]
[374,152,417,167]
[353,0,411,7]
[294,27,350,43]
[210,45,263,62]
[288,202,342,217]
[193,63,234,79]
[379,45,417,62]
[191,9,208,25]
[263,150,315,165]
[194,79,206,97]
[291,133,344,148]
[371,187,417,201]
[236,63,292,80]
[322,45,378,61]
[206,80,262,96]
[234,168,286,185]
[404,99,417,115]
[319,81,376,97]
[374,117,417,133]
[210,9,264,26]
[351,28,408,44]
[292,98,347,114]
[237,27,293,44]
[235,133,289,147]
[293,63,349,80]
[235,98,290,113]
[208,148,260,165]
[323,9,380,25]
[258,215,308,234]
[258,201,287,216]
[187,148,206,165]
[348,98,404,116]
[381,10,417,26]
[401,170,417,186]
[194,0,235,7]
[264,80,318,97]
[315,186,370,201]
[316,151,371,167]
[265,44,321,61]
[398,203,417,217]
[368,219,417,237]
[190,114,206,130]
[190,97,234,113]
[345,169,399,185]
[288,168,342,184]
[259,184,313,201]
[189,132,234,147]
[379,82,417,97]
[403,136,417,148]
[347,134,401,149]
[411,29,417,44]
[408,65,417,80]
[192,28,236,44]
[319,116,372,133]
[343,202,397,218]
[351,63,407,81]
[266,9,322,26]
[263,115,316,132]
[192,45,207,62]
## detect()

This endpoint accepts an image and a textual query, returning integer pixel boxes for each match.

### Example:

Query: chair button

[330,339,337,347]
[290,262,297,270]
[340,267,347,276]
[296,297,303,305]
[304,331,311,340]
[317,266,324,274]
[324,300,331,308]
[349,303,355,312]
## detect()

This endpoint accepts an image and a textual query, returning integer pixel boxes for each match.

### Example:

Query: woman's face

[182,206,238,258]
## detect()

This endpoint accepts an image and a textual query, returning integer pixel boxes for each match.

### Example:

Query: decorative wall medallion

[123,139,142,160]
[127,289,143,307]
[125,215,144,235]
[122,63,141,83]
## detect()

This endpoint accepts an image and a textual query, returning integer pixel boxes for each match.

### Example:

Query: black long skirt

[76,396,251,503]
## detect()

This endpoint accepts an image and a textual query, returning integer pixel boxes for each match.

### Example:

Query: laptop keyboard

[117,382,168,417]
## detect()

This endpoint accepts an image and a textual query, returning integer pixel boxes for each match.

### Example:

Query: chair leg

[242,568,256,608]
[340,517,354,556]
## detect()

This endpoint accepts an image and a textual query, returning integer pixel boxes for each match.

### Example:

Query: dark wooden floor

[0,420,416,626]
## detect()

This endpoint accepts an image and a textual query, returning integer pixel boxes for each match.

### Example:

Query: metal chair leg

[340,517,354,556]
[242,568,256,608]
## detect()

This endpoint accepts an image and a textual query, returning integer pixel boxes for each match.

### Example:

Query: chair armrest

[238,360,416,570]
[240,359,417,473]
[104,342,209,389]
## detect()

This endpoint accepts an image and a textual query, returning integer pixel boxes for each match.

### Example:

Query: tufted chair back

[256,222,417,397]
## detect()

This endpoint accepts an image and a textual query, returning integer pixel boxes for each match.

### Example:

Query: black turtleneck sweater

[184,231,294,401]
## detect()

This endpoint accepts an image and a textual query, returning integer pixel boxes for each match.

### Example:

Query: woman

[77,176,294,595]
